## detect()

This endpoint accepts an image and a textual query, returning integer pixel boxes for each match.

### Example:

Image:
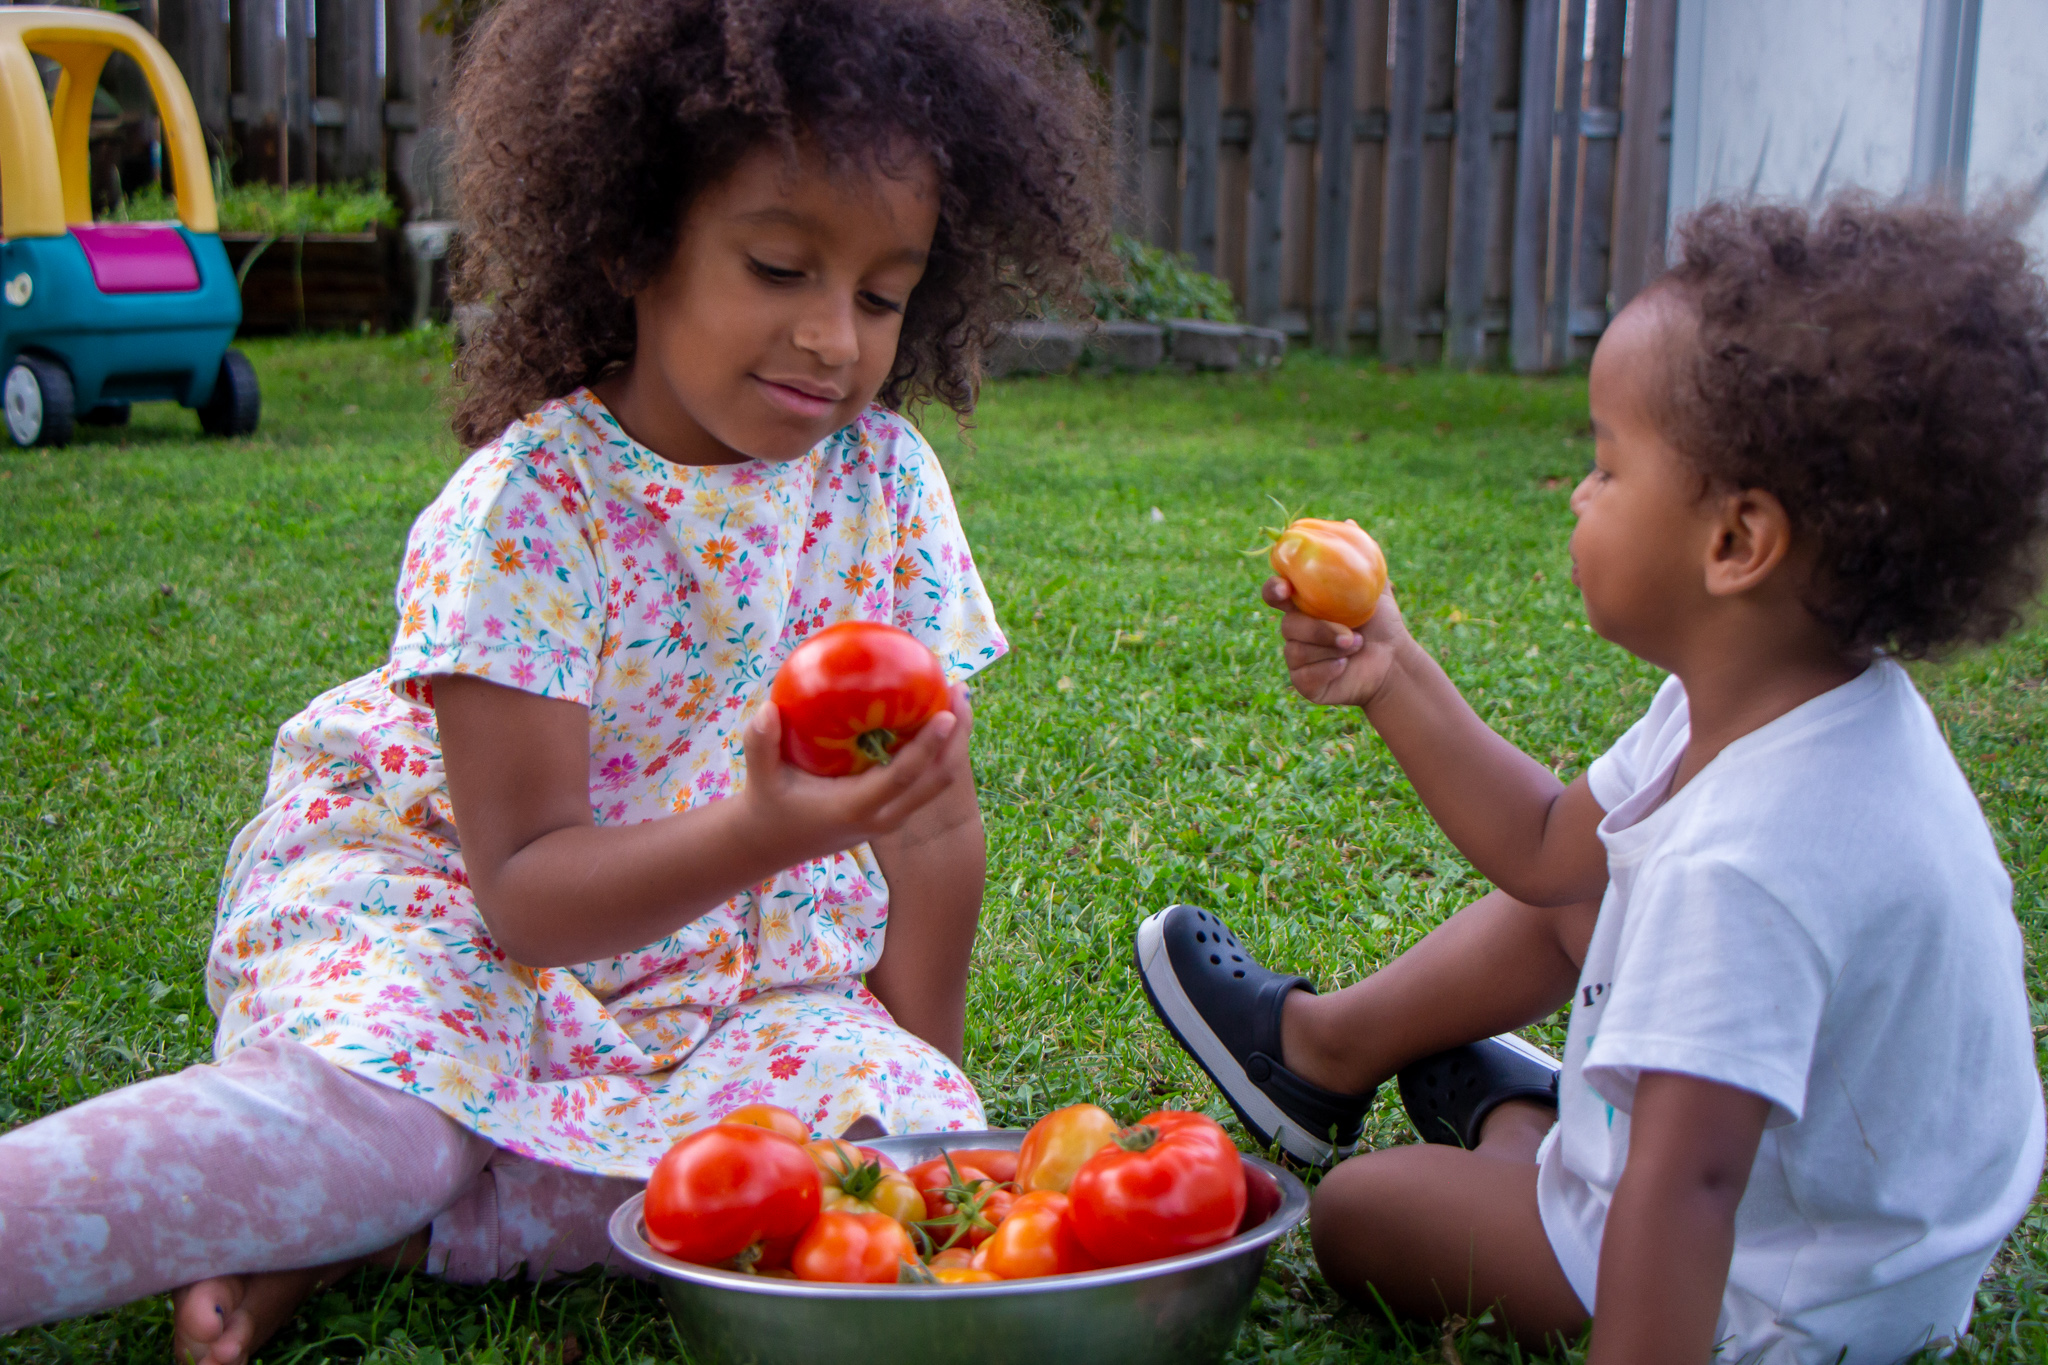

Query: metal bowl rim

[607,1129,1308,1299]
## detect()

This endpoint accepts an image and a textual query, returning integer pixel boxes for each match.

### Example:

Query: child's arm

[1267,579,1607,906]
[1588,1071,1769,1365]
[434,674,970,968]
[865,699,984,1063]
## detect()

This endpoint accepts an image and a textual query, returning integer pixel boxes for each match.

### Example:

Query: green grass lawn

[3,335,2045,1362]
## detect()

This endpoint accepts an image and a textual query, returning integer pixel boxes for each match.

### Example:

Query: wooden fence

[1096,0,1677,369]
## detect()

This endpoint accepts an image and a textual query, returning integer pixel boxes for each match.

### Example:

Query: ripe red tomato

[720,1103,811,1143]
[1016,1103,1120,1194]
[907,1157,1012,1247]
[1268,517,1388,628]
[978,1190,1101,1279]
[1067,1111,1247,1267]
[769,621,950,776]
[790,1209,921,1283]
[947,1148,1020,1184]
[643,1123,821,1267]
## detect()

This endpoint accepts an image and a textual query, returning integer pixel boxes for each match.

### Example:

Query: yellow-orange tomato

[978,1190,1102,1279]
[803,1139,925,1226]
[1268,518,1388,628]
[1016,1103,1121,1194]
[934,1267,1003,1284]
[927,1246,977,1272]
[719,1103,812,1143]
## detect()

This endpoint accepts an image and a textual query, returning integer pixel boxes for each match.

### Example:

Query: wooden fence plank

[1542,0,1585,368]
[1509,0,1557,371]
[1312,0,1358,351]
[1180,0,1222,271]
[286,0,312,185]
[1567,0,1625,354]
[337,0,382,182]
[1349,0,1391,336]
[1246,0,1289,323]
[1610,0,1678,307]
[1143,0,1183,248]
[1113,0,1151,234]
[1378,0,1426,364]
[1445,0,1500,367]
[159,0,230,147]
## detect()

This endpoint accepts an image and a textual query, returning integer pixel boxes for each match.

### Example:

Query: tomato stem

[856,729,897,766]
[1113,1123,1160,1153]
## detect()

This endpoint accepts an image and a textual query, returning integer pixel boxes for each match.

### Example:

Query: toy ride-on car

[0,7,256,448]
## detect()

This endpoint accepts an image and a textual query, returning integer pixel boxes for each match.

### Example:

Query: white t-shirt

[1536,661,2044,1364]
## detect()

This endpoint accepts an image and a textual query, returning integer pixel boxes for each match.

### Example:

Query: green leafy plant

[1086,233,1238,324]
[107,181,399,236]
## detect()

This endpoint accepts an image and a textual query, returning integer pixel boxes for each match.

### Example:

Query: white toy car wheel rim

[5,363,42,445]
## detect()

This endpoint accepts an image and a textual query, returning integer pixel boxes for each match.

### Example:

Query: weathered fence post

[1113,0,1152,234]
[1378,0,1426,365]
[1611,0,1679,308]
[336,0,385,184]
[1312,0,1357,353]
[1445,0,1500,368]
[1567,0,1626,357]
[1509,0,1557,372]
[1542,0,1586,369]
[157,0,230,151]
[1245,0,1289,324]
[1181,0,1222,272]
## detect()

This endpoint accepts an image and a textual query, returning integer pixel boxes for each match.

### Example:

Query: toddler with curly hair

[0,1,1105,1359]
[1138,195,2048,1364]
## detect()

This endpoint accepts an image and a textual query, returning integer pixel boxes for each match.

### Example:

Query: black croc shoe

[1134,904,1372,1166]
[1397,1034,1561,1149]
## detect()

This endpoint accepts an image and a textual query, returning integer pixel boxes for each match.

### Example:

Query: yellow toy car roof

[0,7,216,239]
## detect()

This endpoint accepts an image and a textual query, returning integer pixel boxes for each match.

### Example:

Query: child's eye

[860,291,905,316]
[749,259,803,283]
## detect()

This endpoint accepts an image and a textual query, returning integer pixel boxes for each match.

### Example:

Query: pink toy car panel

[70,223,200,294]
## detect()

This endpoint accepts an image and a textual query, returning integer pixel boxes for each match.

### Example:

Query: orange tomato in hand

[978,1190,1102,1279]
[791,1209,921,1283]
[1267,517,1388,628]
[719,1103,811,1143]
[1016,1103,1121,1194]
[769,621,950,776]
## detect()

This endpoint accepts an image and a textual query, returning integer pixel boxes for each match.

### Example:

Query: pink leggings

[0,1037,647,1333]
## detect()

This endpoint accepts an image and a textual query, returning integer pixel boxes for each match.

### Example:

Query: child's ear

[1702,487,1794,598]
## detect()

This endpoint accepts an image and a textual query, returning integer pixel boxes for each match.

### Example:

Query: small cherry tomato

[978,1190,1101,1280]
[805,1139,925,1226]
[791,1210,921,1284]
[1068,1111,1247,1267]
[927,1246,977,1272]
[1016,1103,1121,1194]
[934,1267,1002,1284]
[1267,517,1388,628]
[719,1103,811,1143]
[769,621,950,776]
[643,1124,820,1267]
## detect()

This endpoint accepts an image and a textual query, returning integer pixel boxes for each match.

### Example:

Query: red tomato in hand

[769,621,950,776]
[1267,517,1388,628]
[791,1209,921,1283]
[1068,1111,1247,1266]
[1016,1103,1120,1194]
[978,1190,1101,1279]
[644,1123,821,1267]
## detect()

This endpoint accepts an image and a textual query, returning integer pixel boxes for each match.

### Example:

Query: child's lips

[754,376,842,419]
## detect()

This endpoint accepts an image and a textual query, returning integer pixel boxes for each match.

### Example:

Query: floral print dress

[209,391,1005,1179]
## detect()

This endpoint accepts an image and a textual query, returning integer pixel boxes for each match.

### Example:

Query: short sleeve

[386,438,605,708]
[1586,673,1686,812]
[877,419,1007,682]
[1585,857,1831,1128]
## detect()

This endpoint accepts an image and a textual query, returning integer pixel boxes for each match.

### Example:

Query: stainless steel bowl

[607,1127,1309,1365]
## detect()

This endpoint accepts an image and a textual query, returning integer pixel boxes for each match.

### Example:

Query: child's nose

[793,297,860,368]
[1569,472,1597,514]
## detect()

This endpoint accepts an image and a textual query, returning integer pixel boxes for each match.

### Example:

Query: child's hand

[1263,576,1410,709]
[740,685,972,857]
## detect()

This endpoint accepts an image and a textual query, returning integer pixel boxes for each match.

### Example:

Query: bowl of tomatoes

[607,1124,1308,1365]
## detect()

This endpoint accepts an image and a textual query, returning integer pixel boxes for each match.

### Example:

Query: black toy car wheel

[4,354,76,448]
[198,349,260,437]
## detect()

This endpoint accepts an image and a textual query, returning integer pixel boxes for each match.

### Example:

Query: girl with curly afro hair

[1135,194,2048,1365]
[0,3,1108,1360]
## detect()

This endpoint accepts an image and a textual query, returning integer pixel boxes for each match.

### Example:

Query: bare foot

[168,1232,426,1364]
[169,1266,333,1365]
